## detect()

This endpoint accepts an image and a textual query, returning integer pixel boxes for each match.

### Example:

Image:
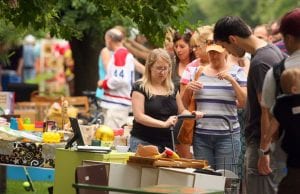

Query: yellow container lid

[23,124,35,131]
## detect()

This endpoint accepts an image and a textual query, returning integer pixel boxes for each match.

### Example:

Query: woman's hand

[164,116,178,128]
[192,111,204,119]
[217,71,234,82]
[186,80,203,92]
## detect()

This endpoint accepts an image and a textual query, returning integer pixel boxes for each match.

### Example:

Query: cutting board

[127,156,208,169]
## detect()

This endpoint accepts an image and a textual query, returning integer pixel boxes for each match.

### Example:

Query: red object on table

[113,128,124,136]
[35,121,44,128]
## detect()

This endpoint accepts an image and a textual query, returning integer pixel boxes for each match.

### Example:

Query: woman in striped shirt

[182,44,247,172]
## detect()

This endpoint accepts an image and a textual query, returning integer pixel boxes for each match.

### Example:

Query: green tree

[182,0,300,27]
[187,0,259,26]
[253,0,300,24]
[0,0,188,95]
[180,0,206,26]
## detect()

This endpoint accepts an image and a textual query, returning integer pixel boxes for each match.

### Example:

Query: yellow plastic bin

[101,150,133,163]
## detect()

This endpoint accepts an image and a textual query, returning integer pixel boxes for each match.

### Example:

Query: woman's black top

[130,81,178,145]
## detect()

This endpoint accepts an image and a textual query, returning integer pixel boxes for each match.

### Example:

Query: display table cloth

[0,141,65,168]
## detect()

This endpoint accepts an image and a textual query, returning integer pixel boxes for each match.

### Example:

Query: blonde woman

[129,48,203,152]
[178,25,213,158]
[180,25,213,86]
[191,25,213,63]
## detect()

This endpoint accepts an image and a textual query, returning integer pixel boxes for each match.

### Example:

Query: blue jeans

[193,133,241,173]
[129,136,170,153]
[23,68,35,81]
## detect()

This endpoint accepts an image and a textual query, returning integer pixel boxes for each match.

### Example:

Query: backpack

[272,58,286,137]
[273,58,286,97]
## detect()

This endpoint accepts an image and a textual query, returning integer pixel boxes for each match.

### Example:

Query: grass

[4,180,53,194]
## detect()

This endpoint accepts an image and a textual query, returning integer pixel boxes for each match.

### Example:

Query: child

[259,68,300,194]
[280,68,300,94]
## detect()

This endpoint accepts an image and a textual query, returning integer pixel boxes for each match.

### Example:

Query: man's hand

[258,155,272,175]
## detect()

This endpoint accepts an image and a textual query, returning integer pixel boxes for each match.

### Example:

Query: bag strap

[272,58,286,138]
[190,66,204,99]
[194,66,204,81]
[273,58,286,97]
[180,65,204,106]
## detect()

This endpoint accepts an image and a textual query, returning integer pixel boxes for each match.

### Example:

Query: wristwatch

[258,148,271,157]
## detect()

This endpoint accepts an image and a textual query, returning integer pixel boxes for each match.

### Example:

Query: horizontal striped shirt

[193,65,247,135]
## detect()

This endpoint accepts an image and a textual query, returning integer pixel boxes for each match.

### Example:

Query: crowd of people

[96,7,300,194]
[0,5,299,194]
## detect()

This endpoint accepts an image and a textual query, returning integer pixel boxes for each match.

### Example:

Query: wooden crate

[65,96,89,114]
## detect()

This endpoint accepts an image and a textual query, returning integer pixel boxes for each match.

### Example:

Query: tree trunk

[70,33,102,96]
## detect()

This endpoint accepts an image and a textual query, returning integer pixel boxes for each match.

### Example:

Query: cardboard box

[158,167,226,191]
[81,162,159,194]
[80,161,225,193]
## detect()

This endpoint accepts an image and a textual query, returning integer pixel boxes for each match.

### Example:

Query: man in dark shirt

[213,16,286,194]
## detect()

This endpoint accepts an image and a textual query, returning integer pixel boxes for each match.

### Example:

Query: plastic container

[115,145,129,153]
[35,121,44,132]
[101,140,113,147]
[91,139,101,146]
[23,124,35,131]
[113,128,124,136]
[10,118,18,130]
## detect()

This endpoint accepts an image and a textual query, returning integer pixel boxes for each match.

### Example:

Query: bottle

[10,117,18,130]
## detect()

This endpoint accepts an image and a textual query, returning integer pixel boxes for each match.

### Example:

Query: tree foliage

[0,0,188,45]
[253,0,300,24]
[182,0,300,27]
[3,0,298,94]
[0,0,189,94]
